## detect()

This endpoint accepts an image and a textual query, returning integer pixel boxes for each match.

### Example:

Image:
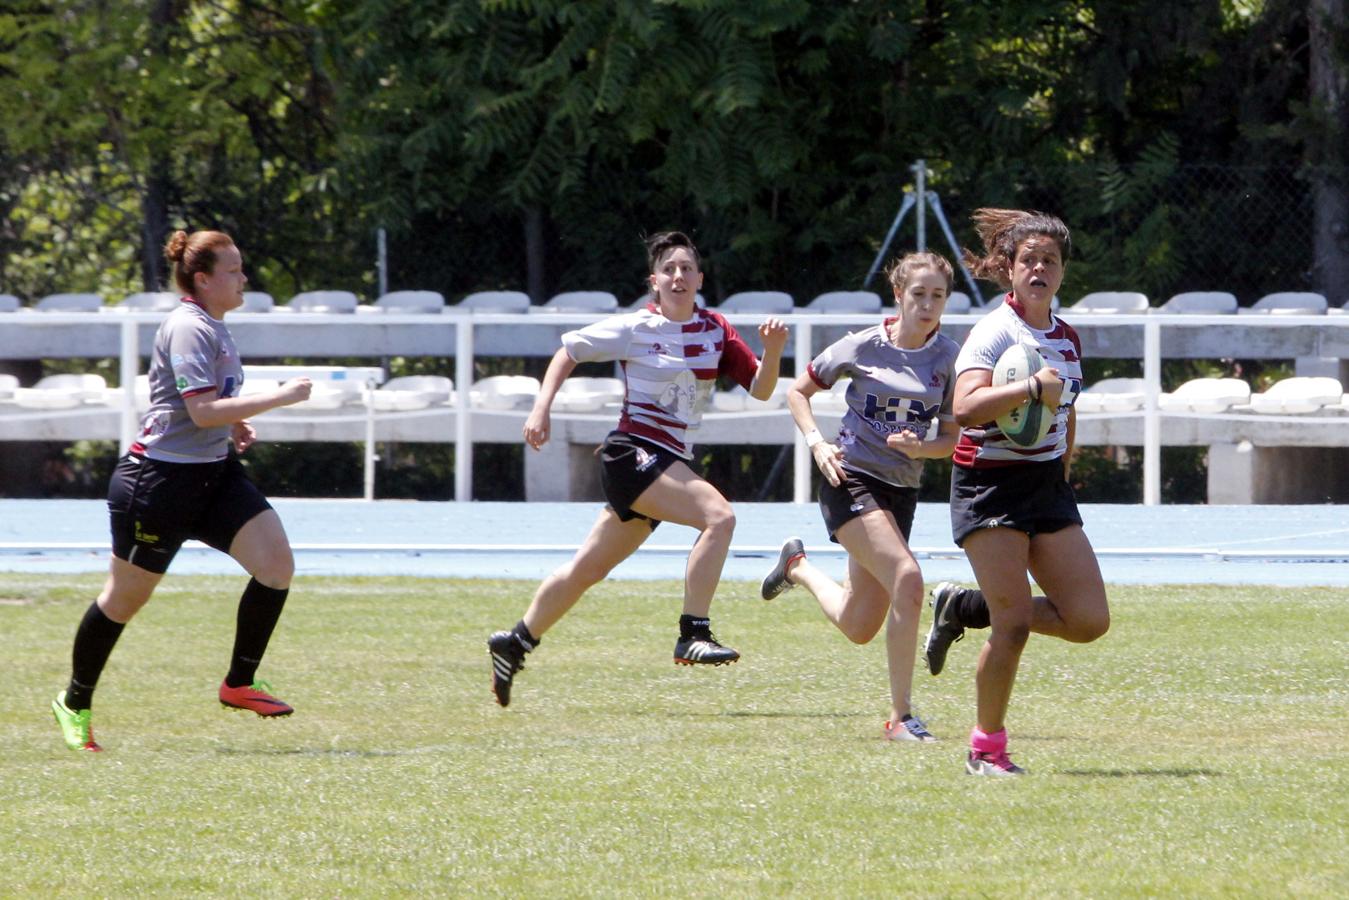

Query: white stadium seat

[554,377,624,412]
[14,373,109,409]
[1243,292,1328,315]
[240,292,275,312]
[285,290,359,314]
[116,292,179,312]
[1067,291,1150,314]
[0,294,22,313]
[472,375,540,410]
[1075,378,1146,414]
[1158,377,1251,414]
[1158,292,1238,315]
[718,291,794,314]
[373,291,445,314]
[35,293,102,312]
[536,291,618,314]
[1248,377,1344,415]
[454,291,531,313]
[805,291,882,314]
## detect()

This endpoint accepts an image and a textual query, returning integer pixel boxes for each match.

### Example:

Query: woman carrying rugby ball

[924,208,1110,776]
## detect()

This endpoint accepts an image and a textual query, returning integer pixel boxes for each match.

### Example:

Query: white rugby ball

[992,343,1052,447]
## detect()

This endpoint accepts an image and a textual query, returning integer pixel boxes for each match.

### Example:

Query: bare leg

[523,508,653,637]
[630,462,735,617]
[228,509,295,589]
[1027,526,1110,642]
[962,527,1034,735]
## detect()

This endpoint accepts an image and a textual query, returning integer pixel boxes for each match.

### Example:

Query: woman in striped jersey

[487,231,788,707]
[923,209,1110,776]
[759,251,961,744]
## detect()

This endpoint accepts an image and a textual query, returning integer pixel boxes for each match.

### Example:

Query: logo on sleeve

[175,375,188,391]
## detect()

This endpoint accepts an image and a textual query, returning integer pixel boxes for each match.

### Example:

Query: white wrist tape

[805,428,825,448]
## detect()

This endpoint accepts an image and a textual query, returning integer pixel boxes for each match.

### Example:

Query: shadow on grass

[637,710,858,719]
[1058,768,1223,778]
[214,746,452,758]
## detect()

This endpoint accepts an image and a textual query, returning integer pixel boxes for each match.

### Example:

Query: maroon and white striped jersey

[952,294,1083,468]
[562,305,760,458]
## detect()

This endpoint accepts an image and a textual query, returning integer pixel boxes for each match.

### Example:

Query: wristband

[804,428,825,448]
[1027,376,1042,404]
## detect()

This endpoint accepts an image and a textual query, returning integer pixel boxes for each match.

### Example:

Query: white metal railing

[3,310,1347,504]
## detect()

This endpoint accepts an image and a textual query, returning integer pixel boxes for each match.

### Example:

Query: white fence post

[792,320,813,503]
[1143,319,1162,506]
[454,318,474,501]
[119,319,138,454]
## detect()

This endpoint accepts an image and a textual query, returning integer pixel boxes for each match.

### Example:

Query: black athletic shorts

[950,457,1082,547]
[818,468,918,544]
[108,453,273,574]
[599,431,686,528]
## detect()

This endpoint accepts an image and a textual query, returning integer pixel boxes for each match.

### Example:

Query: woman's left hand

[886,427,928,457]
[232,420,257,454]
[759,317,789,353]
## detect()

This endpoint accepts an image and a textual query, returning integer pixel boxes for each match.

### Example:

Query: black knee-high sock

[66,602,126,711]
[958,589,991,630]
[225,579,289,688]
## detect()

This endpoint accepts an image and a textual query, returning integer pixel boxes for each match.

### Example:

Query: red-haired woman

[924,209,1109,775]
[52,230,313,751]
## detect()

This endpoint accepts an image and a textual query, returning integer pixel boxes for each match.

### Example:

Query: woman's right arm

[953,367,1062,428]
[787,371,845,487]
[524,346,577,450]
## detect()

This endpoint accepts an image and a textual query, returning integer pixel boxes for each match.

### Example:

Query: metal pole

[913,159,926,251]
[118,320,138,454]
[454,318,474,501]
[863,193,916,288]
[376,227,388,298]
[363,382,376,500]
[792,320,813,504]
[926,193,985,306]
[1142,319,1161,505]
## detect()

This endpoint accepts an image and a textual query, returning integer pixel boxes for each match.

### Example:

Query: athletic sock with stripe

[66,601,126,710]
[225,579,288,688]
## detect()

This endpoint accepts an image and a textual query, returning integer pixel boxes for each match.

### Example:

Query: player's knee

[1067,609,1110,643]
[991,619,1032,650]
[891,565,924,612]
[251,549,295,589]
[703,504,735,540]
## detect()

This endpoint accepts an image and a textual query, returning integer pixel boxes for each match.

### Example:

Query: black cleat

[488,630,529,707]
[924,582,967,676]
[760,537,806,601]
[674,633,740,666]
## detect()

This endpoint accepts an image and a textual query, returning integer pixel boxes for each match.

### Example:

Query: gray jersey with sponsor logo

[133,300,244,463]
[808,321,959,488]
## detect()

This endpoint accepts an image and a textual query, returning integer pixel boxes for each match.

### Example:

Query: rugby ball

[992,343,1052,447]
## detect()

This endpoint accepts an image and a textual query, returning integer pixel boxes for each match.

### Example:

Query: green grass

[2,574,1346,898]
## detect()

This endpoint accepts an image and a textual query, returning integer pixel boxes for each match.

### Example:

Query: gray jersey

[131,300,244,463]
[808,321,959,488]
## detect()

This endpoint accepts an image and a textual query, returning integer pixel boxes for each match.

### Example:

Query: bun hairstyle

[963,208,1070,290]
[164,229,235,295]
[887,250,954,295]
[644,230,701,273]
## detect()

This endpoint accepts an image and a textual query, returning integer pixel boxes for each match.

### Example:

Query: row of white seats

[6,370,1347,419]
[1076,376,1349,415]
[0,373,623,415]
[6,289,1344,317]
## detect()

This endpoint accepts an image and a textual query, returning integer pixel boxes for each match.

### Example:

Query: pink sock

[970,727,1007,755]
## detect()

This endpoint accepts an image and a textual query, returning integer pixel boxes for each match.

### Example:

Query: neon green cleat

[52,691,102,752]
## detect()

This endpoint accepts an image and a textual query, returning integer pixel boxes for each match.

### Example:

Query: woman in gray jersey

[760,252,960,743]
[51,230,313,752]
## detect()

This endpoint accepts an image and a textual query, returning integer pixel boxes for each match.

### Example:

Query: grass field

[1,572,1346,898]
